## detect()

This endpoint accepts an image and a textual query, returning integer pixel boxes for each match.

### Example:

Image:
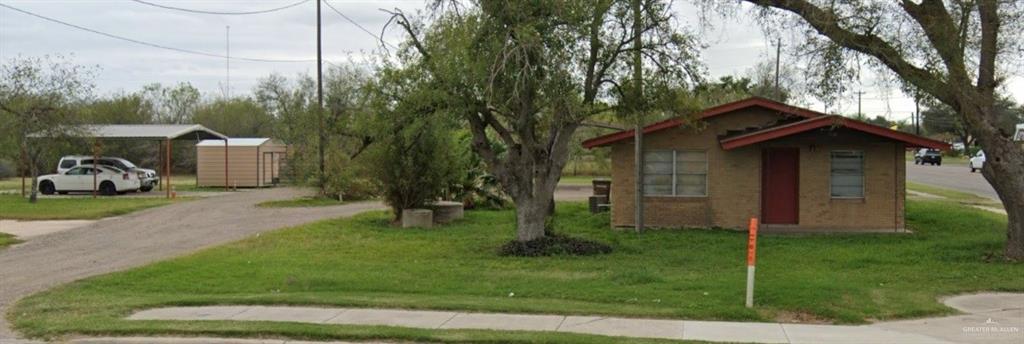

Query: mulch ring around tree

[499,233,612,257]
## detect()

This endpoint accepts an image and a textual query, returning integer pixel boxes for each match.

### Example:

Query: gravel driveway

[0,188,384,340]
[907,161,999,200]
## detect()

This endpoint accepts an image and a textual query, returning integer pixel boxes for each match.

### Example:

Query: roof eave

[720,116,951,150]
[582,97,827,149]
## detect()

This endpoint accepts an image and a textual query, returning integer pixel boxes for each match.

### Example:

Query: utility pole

[316,0,326,195]
[914,94,921,135]
[632,0,644,234]
[774,38,781,100]
[225,25,230,98]
[856,91,864,118]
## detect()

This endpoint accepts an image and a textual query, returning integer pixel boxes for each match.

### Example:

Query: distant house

[583,97,949,232]
[1015,124,1024,143]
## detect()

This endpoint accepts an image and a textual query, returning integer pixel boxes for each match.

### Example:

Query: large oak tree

[388,0,702,242]
[716,0,1024,259]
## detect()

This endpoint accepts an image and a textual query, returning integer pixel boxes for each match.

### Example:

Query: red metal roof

[582,97,826,148]
[719,115,951,150]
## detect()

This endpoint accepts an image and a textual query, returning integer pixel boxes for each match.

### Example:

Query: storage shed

[196,138,287,188]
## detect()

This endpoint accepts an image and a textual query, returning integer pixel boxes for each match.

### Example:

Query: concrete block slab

[874,312,1023,344]
[440,313,564,331]
[230,306,344,323]
[558,316,683,340]
[431,201,464,224]
[128,306,250,321]
[0,219,95,238]
[324,308,457,329]
[401,209,433,228]
[943,292,1024,313]
[682,320,787,343]
[784,323,954,344]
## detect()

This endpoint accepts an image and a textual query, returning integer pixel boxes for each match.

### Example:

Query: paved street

[907,162,999,200]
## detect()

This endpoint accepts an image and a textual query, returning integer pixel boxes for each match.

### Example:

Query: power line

[130,0,311,16]
[321,0,398,49]
[0,3,316,63]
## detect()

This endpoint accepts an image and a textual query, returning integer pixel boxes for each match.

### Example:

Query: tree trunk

[28,160,38,204]
[514,195,550,242]
[505,151,563,243]
[977,135,1024,260]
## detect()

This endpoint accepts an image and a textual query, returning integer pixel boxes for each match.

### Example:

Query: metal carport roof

[68,124,228,140]
[27,124,230,199]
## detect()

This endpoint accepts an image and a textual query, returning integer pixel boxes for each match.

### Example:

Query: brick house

[582,97,949,232]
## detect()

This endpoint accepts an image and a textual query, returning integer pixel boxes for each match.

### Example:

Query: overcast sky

[2,0,1021,123]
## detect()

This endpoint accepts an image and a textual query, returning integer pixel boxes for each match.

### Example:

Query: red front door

[762,148,799,224]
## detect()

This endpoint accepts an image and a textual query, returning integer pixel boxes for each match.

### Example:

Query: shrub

[322,145,378,201]
[443,132,509,210]
[367,115,468,220]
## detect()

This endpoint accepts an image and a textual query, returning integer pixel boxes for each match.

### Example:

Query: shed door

[762,148,799,224]
[262,152,275,185]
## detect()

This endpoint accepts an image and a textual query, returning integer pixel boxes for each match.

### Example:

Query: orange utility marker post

[745,217,759,308]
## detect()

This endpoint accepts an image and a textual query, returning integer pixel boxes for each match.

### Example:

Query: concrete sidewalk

[127,306,952,344]
[125,293,1024,344]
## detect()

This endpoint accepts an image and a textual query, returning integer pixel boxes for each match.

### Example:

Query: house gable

[582,97,824,149]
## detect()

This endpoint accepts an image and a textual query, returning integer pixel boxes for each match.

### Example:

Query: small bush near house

[367,115,467,221]
[365,66,469,221]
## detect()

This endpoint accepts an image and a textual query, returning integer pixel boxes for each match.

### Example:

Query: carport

[28,124,229,198]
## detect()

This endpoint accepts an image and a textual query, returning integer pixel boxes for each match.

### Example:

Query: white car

[58,156,159,192]
[37,164,141,195]
[969,151,985,173]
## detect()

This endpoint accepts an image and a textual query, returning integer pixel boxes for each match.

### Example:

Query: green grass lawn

[165,175,228,193]
[11,199,1023,342]
[0,232,20,248]
[0,177,25,193]
[0,195,182,220]
[257,196,347,208]
[907,182,1003,208]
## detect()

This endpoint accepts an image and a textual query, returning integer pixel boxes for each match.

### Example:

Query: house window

[643,150,708,197]
[831,150,864,198]
[643,151,674,195]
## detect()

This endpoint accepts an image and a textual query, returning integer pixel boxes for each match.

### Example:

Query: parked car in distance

[970,151,985,173]
[57,156,159,192]
[914,148,943,166]
[952,142,965,152]
[37,164,141,196]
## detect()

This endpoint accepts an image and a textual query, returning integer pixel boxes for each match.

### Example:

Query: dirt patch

[772,310,833,324]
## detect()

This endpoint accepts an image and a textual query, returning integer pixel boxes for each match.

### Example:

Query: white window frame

[643,149,708,197]
[829,150,865,199]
